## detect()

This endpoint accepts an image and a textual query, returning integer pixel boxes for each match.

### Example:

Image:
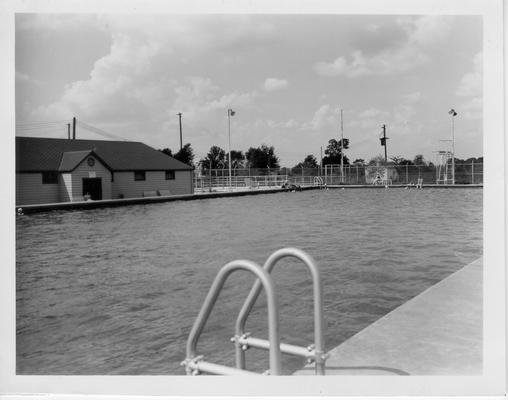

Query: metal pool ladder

[181,248,326,376]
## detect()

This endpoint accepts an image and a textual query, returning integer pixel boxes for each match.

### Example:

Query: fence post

[406,164,408,184]
[471,160,474,184]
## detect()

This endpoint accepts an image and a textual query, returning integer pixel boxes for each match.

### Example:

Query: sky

[15,13,482,167]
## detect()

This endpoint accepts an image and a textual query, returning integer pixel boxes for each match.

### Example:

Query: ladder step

[238,336,314,358]
[186,359,262,376]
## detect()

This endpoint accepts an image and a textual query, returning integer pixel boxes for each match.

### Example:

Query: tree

[229,150,245,169]
[353,158,365,166]
[391,156,413,166]
[368,154,387,165]
[390,156,403,165]
[293,154,318,169]
[399,159,414,166]
[200,145,226,170]
[173,143,194,166]
[413,154,426,166]
[322,138,349,165]
[245,144,280,169]
[160,148,173,157]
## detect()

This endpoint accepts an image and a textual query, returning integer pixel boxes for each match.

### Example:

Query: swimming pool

[16,188,482,375]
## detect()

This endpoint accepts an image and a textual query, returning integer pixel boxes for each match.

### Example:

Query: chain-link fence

[194,163,483,192]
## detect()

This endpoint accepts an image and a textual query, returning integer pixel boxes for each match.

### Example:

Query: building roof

[58,150,113,172]
[16,137,193,172]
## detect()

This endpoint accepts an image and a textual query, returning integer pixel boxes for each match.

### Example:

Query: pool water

[16,188,482,375]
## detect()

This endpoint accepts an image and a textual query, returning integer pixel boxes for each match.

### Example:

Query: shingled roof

[16,137,193,172]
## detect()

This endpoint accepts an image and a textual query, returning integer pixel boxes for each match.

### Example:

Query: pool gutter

[16,184,482,214]
[16,186,316,214]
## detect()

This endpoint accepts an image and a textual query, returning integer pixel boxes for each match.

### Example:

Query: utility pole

[381,124,388,164]
[177,112,183,151]
[67,123,70,140]
[72,117,76,140]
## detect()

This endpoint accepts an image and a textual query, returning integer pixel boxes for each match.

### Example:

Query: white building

[16,137,194,205]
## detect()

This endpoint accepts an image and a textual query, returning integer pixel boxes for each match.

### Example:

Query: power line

[16,125,67,132]
[16,120,68,127]
[77,120,129,141]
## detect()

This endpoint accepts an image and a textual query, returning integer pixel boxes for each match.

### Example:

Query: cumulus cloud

[31,17,261,146]
[455,52,482,120]
[457,52,482,97]
[313,16,452,78]
[301,104,337,131]
[402,91,421,103]
[349,108,389,130]
[358,107,389,119]
[16,71,46,86]
[263,78,289,92]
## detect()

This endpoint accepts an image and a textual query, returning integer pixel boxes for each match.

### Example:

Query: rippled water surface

[16,188,482,374]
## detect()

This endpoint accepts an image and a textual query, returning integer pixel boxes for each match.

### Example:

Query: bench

[142,190,158,198]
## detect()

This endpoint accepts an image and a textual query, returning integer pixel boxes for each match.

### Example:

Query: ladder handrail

[234,248,326,375]
[184,259,282,375]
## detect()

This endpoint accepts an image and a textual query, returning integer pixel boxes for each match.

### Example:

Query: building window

[165,170,175,180]
[134,171,146,181]
[42,171,58,184]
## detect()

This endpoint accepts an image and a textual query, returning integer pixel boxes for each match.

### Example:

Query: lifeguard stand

[435,150,453,184]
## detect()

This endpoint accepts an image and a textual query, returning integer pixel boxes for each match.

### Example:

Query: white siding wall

[173,170,193,194]
[59,173,72,202]
[70,157,112,201]
[16,173,59,205]
[112,170,193,198]
[17,165,192,205]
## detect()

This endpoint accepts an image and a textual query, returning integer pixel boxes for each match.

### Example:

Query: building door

[82,178,102,200]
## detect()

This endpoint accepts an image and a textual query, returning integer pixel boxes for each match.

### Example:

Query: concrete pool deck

[295,257,483,376]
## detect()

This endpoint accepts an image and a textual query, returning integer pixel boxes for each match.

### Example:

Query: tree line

[160,139,483,170]
[160,143,280,171]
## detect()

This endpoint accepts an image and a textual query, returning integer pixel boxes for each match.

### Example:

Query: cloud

[264,118,299,129]
[358,107,389,119]
[313,16,452,78]
[456,52,482,120]
[301,104,337,131]
[263,78,289,92]
[26,14,273,151]
[16,14,105,32]
[393,104,416,124]
[400,15,453,48]
[402,91,421,103]
[456,52,482,97]
[31,24,259,141]
[459,97,482,120]
[16,71,46,86]
[313,57,348,77]
[347,104,417,132]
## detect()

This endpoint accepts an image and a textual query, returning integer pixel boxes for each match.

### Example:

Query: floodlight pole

[451,113,455,185]
[320,146,323,177]
[228,109,235,191]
